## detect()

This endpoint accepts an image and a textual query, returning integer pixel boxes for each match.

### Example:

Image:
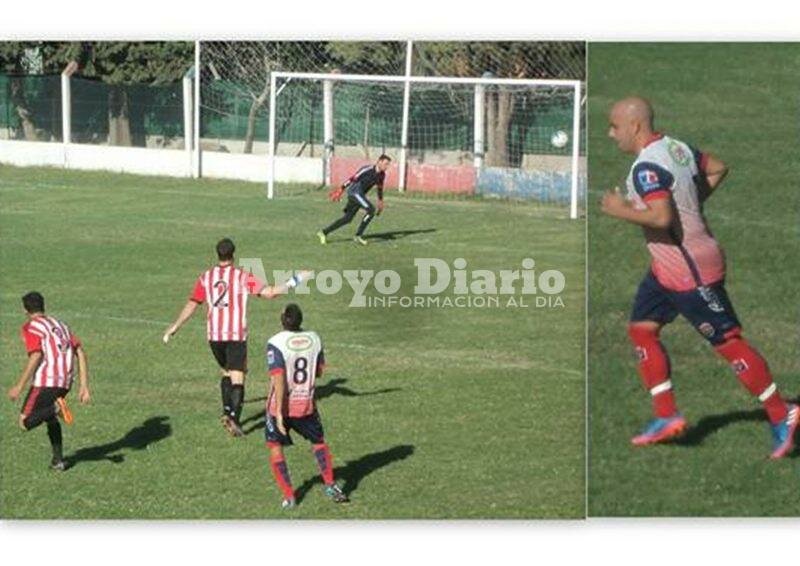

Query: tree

[413,42,585,167]
[79,42,193,146]
[0,42,78,141]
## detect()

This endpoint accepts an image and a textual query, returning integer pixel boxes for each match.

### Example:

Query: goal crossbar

[267,71,582,219]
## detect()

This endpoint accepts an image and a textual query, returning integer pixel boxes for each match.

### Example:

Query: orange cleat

[631,415,687,446]
[55,397,73,425]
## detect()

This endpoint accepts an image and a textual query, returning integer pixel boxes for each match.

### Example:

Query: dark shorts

[209,341,247,372]
[344,189,373,213]
[630,271,741,345]
[264,409,325,446]
[21,386,69,418]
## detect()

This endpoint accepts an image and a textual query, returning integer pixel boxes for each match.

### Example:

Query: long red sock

[268,444,294,499]
[628,324,677,418]
[312,443,335,485]
[715,337,787,425]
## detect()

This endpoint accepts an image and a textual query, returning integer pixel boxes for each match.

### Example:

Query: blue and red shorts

[630,271,741,345]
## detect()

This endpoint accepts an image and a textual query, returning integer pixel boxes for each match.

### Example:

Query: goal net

[268,72,583,217]
[199,41,586,217]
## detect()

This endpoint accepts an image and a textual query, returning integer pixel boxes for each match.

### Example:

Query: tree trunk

[485,87,512,167]
[9,77,38,141]
[108,85,132,146]
[243,84,269,154]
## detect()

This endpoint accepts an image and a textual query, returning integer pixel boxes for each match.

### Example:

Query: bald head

[607,96,656,154]
[612,96,654,128]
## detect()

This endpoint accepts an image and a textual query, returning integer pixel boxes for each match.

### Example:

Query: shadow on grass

[66,416,172,468]
[294,444,415,503]
[363,228,437,241]
[673,396,800,453]
[325,228,437,245]
[240,378,401,436]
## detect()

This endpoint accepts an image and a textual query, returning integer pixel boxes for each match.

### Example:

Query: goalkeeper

[316,155,391,246]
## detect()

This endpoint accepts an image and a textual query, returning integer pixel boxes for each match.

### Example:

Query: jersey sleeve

[70,333,82,349]
[190,276,206,303]
[316,348,326,376]
[244,272,266,295]
[267,343,286,377]
[632,161,674,202]
[20,325,42,354]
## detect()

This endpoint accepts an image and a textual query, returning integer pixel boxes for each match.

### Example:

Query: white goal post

[267,71,583,219]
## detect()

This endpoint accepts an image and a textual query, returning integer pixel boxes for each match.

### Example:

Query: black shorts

[264,409,325,446]
[209,341,248,372]
[630,271,741,346]
[344,190,374,214]
[21,386,69,418]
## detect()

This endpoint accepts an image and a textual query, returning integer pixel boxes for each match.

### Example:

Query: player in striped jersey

[316,154,390,246]
[264,303,347,509]
[162,238,308,437]
[601,97,798,458]
[7,292,91,471]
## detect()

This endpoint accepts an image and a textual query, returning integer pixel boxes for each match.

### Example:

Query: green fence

[0,74,62,141]
[0,74,185,147]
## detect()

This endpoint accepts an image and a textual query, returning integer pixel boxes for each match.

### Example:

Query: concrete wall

[0,140,323,185]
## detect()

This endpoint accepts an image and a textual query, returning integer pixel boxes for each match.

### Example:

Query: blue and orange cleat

[769,404,799,460]
[631,415,687,446]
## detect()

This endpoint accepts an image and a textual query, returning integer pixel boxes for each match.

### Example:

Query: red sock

[628,324,677,418]
[268,444,294,499]
[715,337,788,425]
[312,443,335,485]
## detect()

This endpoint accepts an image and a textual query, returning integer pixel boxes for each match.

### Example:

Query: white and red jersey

[21,315,82,389]
[625,133,726,292]
[190,264,265,342]
[266,330,325,418]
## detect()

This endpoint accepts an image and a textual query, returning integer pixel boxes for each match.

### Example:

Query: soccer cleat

[55,397,73,425]
[50,458,67,472]
[769,403,799,459]
[631,415,687,446]
[316,231,327,245]
[281,498,296,510]
[353,236,368,246]
[323,483,349,503]
[220,415,244,438]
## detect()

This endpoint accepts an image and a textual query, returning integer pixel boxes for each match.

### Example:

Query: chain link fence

[199,41,585,156]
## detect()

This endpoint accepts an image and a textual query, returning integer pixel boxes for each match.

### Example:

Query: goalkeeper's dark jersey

[344,165,385,197]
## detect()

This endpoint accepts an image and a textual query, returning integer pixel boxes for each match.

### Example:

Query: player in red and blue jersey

[601,96,798,459]
[264,303,347,509]
[316,155,390,246]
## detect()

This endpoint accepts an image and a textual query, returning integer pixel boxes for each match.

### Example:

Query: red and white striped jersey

[191,264,265,342]
[20,315,82,389]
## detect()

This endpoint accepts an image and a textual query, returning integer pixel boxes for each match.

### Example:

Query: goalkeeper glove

[328,186,345,202]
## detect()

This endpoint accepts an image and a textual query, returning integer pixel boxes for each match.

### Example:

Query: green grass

[588,43,800,516]
[0,165,584,519]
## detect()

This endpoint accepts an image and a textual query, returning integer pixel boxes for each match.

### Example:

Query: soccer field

[588,44,800,516]
[0,165,584,519]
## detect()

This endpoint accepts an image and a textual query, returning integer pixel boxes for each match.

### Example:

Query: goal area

[267,71,583,218]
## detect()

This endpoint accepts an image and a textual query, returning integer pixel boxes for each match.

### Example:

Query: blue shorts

[265,410,325,446]
[630,271,741,345]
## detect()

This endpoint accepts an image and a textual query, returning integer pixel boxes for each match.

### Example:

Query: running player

[316,154,390,246]
[7,292,91,471]
[264,303,348,509]
[601,96,798,459]
[162,238,308,437]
